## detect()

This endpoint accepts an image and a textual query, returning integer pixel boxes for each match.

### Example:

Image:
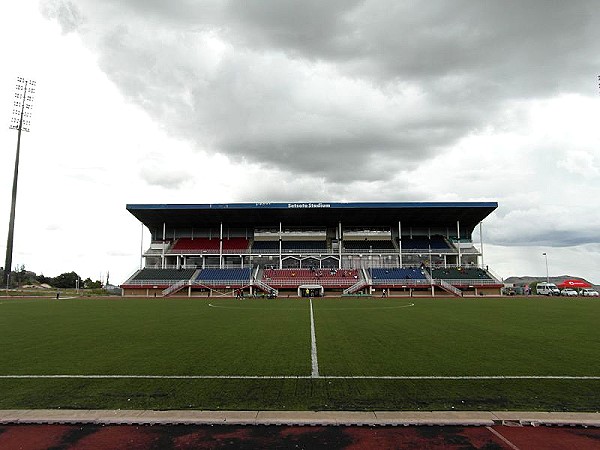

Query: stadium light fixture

[542,252,549,283]
[3,77,35,289]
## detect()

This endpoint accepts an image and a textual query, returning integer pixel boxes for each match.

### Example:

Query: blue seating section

[371,268,426,280]
[196,268,252,282]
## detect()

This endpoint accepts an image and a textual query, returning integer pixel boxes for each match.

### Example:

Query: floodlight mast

[3,77,35,288]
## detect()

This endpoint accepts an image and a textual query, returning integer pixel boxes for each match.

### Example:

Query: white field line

[0,375,312,379]
[311,375,600,380]
[0,375,599,380]
[310,299,319,378]
[486,426,521,450]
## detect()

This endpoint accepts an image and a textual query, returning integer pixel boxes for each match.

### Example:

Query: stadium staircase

[421,270,461,296]
[485,267,502,283]
[161,279,188,297]
[362,267,370,281]
[437,278,463,296]
[253,265,262,281]
[422,269,433,284]
[123,269,142,285]
[252,266,278,295]
[343,268,370,294]
[343,279,368,294]
[161,269,201,296]
[253,278,278,296]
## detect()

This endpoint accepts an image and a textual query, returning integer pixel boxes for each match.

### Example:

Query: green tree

[83,277,102,289]
[14,265,36,285]
[51,272,81,289]
[36,273,52,285]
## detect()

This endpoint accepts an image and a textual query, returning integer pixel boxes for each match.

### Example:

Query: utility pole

[3,77,36,288]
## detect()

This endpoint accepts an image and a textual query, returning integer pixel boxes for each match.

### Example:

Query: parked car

[581,288,599,297]
[536,282,561,296]
[502,287,516,296]
[560,288,578,297]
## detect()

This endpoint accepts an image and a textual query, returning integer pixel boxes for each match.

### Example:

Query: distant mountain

[503,275,598,289]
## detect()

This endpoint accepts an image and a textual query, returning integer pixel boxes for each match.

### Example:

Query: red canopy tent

[557,279,591,289]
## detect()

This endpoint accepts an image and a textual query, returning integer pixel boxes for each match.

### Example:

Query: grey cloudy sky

[0,0,599,284]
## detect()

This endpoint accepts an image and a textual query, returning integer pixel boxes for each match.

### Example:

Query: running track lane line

[310,299,319,378]
[486,426,521,450]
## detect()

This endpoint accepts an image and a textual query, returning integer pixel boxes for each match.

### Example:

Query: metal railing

[343,279,369,294]
[436,279,462,296]
[144,249,164,255]
[371,278,430,286]
[437,278,501,286]
[151,247,482,256]
[253,279,278,295]
[162,280,188,296]
[165,248,251,255]
[484,267,503,282]
[192,279,252,287]
[143,264,248,270]
[262,277,358,287]
[122,280,186,287]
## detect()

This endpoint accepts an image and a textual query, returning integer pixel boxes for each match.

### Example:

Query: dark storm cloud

[228,1,598,92]
[40,0,600,182]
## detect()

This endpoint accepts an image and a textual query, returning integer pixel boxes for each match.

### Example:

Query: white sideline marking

[310,299,319,378]
[0,375,312,379]
[486,426,521,450]
[314,375,600,380]
[0,375,598,380]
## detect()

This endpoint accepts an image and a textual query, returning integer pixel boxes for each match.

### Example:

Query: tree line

[0,265,102,289]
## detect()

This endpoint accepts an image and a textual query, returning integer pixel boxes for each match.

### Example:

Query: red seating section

[262,268,359,288]
[222,238,250,250]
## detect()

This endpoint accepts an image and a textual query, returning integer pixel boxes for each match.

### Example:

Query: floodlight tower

[3,77,35,288]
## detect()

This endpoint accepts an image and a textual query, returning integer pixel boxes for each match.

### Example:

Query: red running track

[0,424,599,449]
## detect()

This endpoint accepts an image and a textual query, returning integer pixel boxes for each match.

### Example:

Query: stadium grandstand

[121,202,502,297]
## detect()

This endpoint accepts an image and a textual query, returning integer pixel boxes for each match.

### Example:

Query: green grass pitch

[0,296,598,411]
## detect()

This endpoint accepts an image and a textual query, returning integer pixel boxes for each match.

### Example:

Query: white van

[536,282,561,296]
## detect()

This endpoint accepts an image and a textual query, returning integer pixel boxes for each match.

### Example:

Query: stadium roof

[126,202,498,232]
